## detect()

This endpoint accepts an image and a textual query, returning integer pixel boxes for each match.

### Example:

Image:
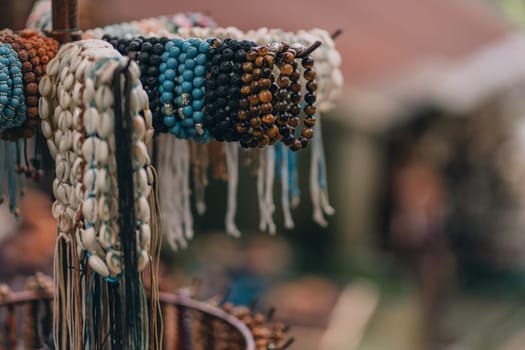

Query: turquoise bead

[192,88,204,99]
[170,124,181,135]
[160,92,173,103]
[196,54,207,65]
[175,96,182,106]
[193,111,204,122]
[167,58,178,69]
[192,100,204,111]
[182,106,193,117]
[188,38,201,46]
[0,96,7,104]
[0,85,7,92]
[175,86,183,95]
[165,41,175,50]
[193,77,205,88]
[165,69,175,80]
[179,53,187,62]
[162,80,175,91]
[182,70,194,81]
[181,82,192,93]
[184,59,196,70]
[164,115,176,127]
[159,63,167,73]
[174,38,184,47]
[161,52,170,61]
[178,65,186,74]
[194,65,206,76]
[177,76,184,84]
[159,73,165,82]
[169,46,181,57]
[186,46,198,58]
[198,41,210,53]
[181,42,191,52]
[182,118,194,128]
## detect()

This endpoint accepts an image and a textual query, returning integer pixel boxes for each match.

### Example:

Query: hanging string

[224,142,241,237]
[280,146,294,229]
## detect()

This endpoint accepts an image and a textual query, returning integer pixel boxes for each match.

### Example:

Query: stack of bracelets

[103,35,320,151]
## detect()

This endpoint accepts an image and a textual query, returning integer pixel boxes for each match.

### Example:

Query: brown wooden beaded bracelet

[239,44,279,148]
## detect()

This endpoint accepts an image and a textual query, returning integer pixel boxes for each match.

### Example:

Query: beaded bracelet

[0,43,26,132]
[205,38,256,142]
[160,37,211,142]
[238,44,278,148]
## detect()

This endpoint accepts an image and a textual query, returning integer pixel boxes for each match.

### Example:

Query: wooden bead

[306,80,318,92]
[27,107,39,118]
[283,51,295,63]
[258,46,269,56]
[237,110,248,120]
[304,116,316,127]
[280,64,293,76]
[236,123,249,133]
[301,56,314,69]
[250,118,262,128]
[276,76,290,88]
[267,125,279,138]
[289,117,300,127]
[260,103,273,113]
[250,80,260,91]
[259,78,271,89]
[243,62,254,72]
[264,55,275,66]
[249,94,260,105]
[26,83,39,95]
[304,105,316,116]
[290,70,301,81]
[239,98,249,109]
[252,127,264,137]
[241,73,253,84]
[291,139,302,151]
[304,69,317,80]
[261,114,275,125]
[302,128,314,139]
[258,90,272,103]
[257,135,270,147]
[290,82,301,93]
[240,86,251,96]
[253,68,262,79]
[246,49,258,61]
[255,56,265,67]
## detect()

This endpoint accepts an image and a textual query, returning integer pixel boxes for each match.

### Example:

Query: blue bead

[0,96,7,104]
[192,88,204,99]
[179,53,187,62]
[181,42,191,52]
[175,86,183,95]
[165,69,176,80]
[164,115,176,127]
[165,41,175,50]
[188,38,200,46]
[182,118,194,128]
[0,85,7,93]
[196,53,207,65]
[176,129,186,139]
[192,100,204,111]
[0,73,7,81]
[184,59,196,70]
[169,46,181,57]
[182,106,193,117]
[159,73,165,82]
[160,92,173,103]
[181,82,193,93]
[182,70,194,82]
[12,77,22,85]
[186,46,198,58]
[162,80,175,91]
[193,77,205,88]
[186,128,196,137]
[177,76,184,84]
[194,65,206,77]
[193,111,204,122]
[12,88,23,96]
[170,124,180,135]
[178,64,186,74]
[175,96,182,105]
[162,52,170,61]
[198,41,210,53]
[174,38,184,48]
[159,63,167,73]
[4,108,14,117]
[167,58,178,69]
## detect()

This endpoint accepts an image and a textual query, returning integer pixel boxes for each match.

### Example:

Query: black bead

[138,52,149,63]
[149,55,162,66]
[222,48,234,60]
[217,73,230,85]
[147,66,159,77]
[220,61,233,73]
[304,93,316,104]
[141,42,153,53]
[129,41,141,51]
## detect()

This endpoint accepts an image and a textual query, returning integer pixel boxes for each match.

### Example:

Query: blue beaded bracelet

[160,38,212,142]
[0,43,26,131]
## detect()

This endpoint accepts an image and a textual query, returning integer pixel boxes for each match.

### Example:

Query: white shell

[63,73,74,90]
[134,142,150,168]
[83,79,96,103]
[106,252,122,275]
[46,58,59,76]
[47,140,58,158]
[137,250,150,271]
[95,139,109,165]
[59,89,71,109]
[72,82,83,106]
[83,169,96,192]
[57,213,72,232]
[81,227,99,252]
[98,111,114,138]
[136,196,150,222]
[82,197,98,223]
[54,183,69,204]
[98,196,110,222]
[95,169,107,193]
[95,86,113,110]
[136,168,148,195]
[98,224,112,249]
[52,201,65,219]
[55,160,70,182]
[84,107,99,135]
[133,116,146,140]
[71,157,84,181]
[139,223,151,249]
[39,76,52,97]
[88,254,110,277]
[41,119,52,139]
[82,137,95,161]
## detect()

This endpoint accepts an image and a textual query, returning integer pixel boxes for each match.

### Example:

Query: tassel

[224,142,241,237]
[191,143,209,216]
[280,146,294,229]
[258,148,276,234]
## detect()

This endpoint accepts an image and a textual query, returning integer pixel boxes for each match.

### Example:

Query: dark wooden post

[51,0,81,43]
